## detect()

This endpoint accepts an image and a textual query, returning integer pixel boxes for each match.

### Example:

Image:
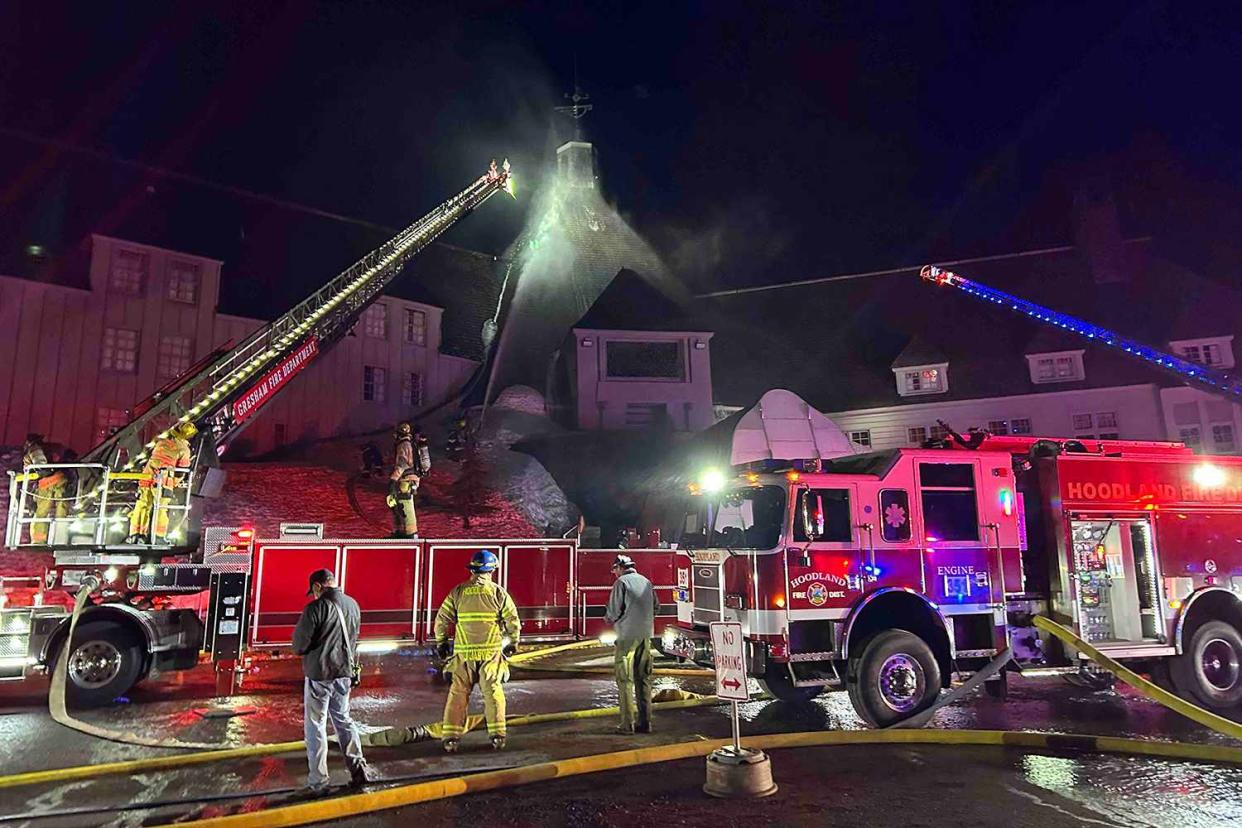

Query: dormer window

[895,364,948,397]
[1026,350,1085,384]
[1170,336,1234,370]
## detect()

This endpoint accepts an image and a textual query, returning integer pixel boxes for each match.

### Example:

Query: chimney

[556,141,597,190]
[1072,180,1126,285]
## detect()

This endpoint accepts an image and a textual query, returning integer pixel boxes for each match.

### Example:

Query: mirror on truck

[798,489,821,541]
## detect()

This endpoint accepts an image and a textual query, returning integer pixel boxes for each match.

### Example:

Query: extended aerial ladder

[921,264,1242,401]
[6,161,514,558]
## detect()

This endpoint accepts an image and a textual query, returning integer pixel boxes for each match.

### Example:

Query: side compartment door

[423,543,499,642]
[501,542,575,638]
[252,542,341,646]
[341,542,420,641]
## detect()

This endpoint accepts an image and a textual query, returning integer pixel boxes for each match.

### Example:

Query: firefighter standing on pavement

[22,434,67,544]
[387,422,429,539]
[127,422,196,543]
[433,550,520,752]
[606,554,656,734]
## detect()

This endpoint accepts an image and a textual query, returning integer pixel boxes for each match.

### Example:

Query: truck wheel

[56,621,145,708]
[1170,620,1242,711]
[847,630,941,728]
[757,662,823,704]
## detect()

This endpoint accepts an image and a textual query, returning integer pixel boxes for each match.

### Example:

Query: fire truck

[662,265,1242,726]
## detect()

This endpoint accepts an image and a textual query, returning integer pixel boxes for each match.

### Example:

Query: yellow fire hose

[175,728,1242,828]
[1032,615,1242,741]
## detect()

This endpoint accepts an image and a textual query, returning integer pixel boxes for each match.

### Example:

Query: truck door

[916,461,1001,610]
[789,484,863,610]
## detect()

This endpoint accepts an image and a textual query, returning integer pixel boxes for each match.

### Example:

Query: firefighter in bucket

[433,550,521,752]
[127,421,196,544]
[21,434,68,544]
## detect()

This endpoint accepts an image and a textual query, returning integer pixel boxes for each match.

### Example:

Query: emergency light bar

[921,265,1242,402]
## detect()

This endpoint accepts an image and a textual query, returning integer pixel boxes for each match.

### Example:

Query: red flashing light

[786,471,801,483]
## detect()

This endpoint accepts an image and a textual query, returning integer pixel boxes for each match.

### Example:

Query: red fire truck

[662,435,1242,725]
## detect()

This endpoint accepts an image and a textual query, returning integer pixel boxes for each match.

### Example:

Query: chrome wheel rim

[69,640,122,689]
[1201,638,1240,693]
[878,653,924,712]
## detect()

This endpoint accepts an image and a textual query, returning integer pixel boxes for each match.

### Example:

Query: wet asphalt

[0,650,1239,827]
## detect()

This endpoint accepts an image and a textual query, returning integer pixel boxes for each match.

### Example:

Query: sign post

[704,621,777,798]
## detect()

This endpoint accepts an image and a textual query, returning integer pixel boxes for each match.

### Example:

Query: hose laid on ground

[174,728,1242,828]
[0,690,727,790]
[1033,615,1242,741]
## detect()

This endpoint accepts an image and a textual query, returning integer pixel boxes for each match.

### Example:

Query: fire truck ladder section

[921,264,1242,400]
[5,161,514,555]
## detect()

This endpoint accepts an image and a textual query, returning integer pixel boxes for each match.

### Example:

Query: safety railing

[5,463,194,550]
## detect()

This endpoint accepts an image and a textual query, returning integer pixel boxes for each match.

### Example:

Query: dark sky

[2,0,1241,305]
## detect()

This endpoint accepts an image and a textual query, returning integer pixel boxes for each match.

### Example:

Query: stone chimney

[1072,180,1127,285]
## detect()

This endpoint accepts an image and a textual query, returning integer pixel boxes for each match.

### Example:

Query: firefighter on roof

[386,422,429,539]
[22,434,67,544]
[433,550,520,752]
[127,422,196,544]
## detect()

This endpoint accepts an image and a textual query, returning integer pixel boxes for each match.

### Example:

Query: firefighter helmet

[395,422,413,439]
[469,550,499,573]
[173,421,198,440]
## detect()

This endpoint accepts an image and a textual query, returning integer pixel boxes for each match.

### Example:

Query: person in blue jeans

[292,568,374,792]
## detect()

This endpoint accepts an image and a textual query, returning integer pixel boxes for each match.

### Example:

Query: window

[363,305,387,339]
[929,423,950,441]
[1213,424,1236,452]
[1011,418,1033,435]
[708,486,787,550]
[1173,337,1235,370]
[987,420,1009,436]
[899,366,945,395]
[879,489,912,542]
[363,366,386,402]
[110,249,146,294]
[849,430,871,448]
[167,261,198,303]
[101,327,138,372]
[1028,351,1085,384]
[157,335,192,379]
[1180,427,1202,448]
[404,308,426,345]
[907,426,927,445]
[919,463,979,542]
[793,488,853,543]
[1072,414,1094,431]
[1095,412,1118,429]
[402,372,422,407]
[96,407,129,438]
[606,341,685,380]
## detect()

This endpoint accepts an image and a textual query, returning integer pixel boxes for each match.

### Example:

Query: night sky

[2,1,1241,308]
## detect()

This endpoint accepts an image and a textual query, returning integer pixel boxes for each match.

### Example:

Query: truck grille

[692,563,722,626]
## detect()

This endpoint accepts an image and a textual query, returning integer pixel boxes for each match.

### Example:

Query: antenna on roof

[554,55,593,140]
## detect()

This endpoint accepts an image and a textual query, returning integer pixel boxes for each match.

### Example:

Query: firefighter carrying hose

[433,550,520,753]
[22,434,67,544]
[127,421,196,544]
[386,422,429,539]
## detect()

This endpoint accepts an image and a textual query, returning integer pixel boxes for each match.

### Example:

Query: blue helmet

[469,550,499,573]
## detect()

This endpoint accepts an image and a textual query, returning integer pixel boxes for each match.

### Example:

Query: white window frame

[1010,417,1033,435]
[987,420,1009,435]
[849,430,872,448]
[894,363,948,397]
[157,335,193,379]
[363,365,387,402]
[907,426,928,445]
[110,249,147,295]
[1179,426,1202,448]
[363,305,388,339]
[404,308,427,346]
[1211,423,1236,452]
[167,260,199,303]
[1026,350,1085,384]
[402,372,423,407]
[1170,336,1235,370]
[102,327,139,373]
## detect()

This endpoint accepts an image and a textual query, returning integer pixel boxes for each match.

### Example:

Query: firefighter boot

[442,738,460,754]
[491,734,507,750]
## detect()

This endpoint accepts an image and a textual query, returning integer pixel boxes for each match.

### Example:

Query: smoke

[652,196,793,292]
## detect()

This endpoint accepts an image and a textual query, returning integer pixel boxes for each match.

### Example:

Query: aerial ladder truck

[2,161,513,702]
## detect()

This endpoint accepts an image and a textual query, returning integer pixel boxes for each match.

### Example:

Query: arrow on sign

[722,678,742,690]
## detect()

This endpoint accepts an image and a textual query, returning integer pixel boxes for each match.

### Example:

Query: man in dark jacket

[292,569,373,792]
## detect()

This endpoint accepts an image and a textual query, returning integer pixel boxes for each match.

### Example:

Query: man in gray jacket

[292,569,373,792]
[605,554,656,733]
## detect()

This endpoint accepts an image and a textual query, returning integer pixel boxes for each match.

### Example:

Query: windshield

[707,485,787,550]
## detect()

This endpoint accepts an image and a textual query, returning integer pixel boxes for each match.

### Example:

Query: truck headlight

[662,628,677,650]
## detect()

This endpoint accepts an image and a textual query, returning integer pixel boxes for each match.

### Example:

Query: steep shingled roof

[574,268,705,333]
